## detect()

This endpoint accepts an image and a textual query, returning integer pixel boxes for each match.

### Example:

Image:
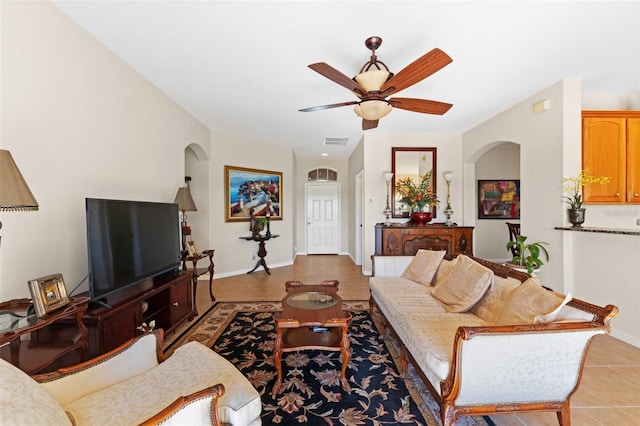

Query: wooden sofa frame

[369,254,619,426]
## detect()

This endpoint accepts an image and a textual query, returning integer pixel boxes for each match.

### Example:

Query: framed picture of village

[224,165,282,222]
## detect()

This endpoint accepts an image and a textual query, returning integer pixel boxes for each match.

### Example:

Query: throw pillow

[534,293,573,323]
[431,255,494,312]
[401,249,446,286]
[432,258,456,287]
[495,279,566,325]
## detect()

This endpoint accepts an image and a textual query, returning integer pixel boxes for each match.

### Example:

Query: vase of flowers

[396,172,438,225]
[562,170,610,227]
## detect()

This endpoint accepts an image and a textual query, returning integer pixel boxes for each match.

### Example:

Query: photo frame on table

[225,165,283,222]
[27,273,70,318]
[186,240,198,256]
[478,179,520,219]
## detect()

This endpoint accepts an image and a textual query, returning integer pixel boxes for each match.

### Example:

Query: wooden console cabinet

[82,271,193,359]
[375,223,474,256]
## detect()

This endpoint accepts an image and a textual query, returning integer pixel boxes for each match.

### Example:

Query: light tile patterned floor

[169,255,640,426]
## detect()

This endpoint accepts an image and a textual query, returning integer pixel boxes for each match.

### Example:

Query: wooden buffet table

[0,297,88,375]
[375,222,474,256]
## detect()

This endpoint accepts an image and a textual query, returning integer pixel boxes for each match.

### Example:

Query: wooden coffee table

[272,280,351,395]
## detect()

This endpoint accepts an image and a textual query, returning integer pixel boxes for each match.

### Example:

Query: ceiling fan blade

[299,100,358,112]
[308,63,365,97]
[362,119,379,130]
[381,48,452,95]
[389,98,453,115]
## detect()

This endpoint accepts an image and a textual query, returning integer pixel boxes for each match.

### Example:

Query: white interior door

[306,183,340,254]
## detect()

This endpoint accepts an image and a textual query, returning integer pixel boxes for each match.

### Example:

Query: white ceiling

[51,1,640,160]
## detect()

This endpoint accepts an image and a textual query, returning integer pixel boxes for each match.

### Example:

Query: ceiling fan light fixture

[354,100,392,121]
[354,70,390,92]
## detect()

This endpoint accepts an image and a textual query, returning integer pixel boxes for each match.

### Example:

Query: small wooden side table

[0,297,88,375]
[239,234,279,274]
[272,280,351,395]
[182,249,215,311]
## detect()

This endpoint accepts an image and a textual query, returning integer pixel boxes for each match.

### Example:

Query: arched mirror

[391,147,437,218]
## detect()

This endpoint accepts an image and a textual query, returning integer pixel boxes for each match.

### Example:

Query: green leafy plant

[395,171,439,211]
[506,235,550,274]
[562,170,611,209]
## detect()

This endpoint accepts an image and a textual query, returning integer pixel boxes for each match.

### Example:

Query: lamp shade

[354,100,392,121]
[173,186,197,212]
[383,172,394,182]
[443,171,453,182]
[354,69,390,92]
[0,149,38,212]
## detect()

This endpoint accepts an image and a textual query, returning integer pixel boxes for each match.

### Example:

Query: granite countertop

[554,226,640,236]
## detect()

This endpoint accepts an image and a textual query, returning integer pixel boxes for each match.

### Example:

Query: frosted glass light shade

[354,100,392,121]
[354,70,390,92]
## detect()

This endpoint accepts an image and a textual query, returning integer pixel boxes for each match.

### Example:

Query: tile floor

[168,255,640,426]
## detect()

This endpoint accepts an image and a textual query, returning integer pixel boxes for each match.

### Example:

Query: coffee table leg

[272,329,283,396]
[340,324,351,392]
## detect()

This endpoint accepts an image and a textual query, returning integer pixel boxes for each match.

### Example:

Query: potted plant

[395,171,439,225]
[562,170,610,227]
[506,235,550,275]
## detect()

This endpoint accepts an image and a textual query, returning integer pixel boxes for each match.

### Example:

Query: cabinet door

[453,228,473,256]
[169,276,193,325]
[582,117,626,203]
[627,118,640,203]
[380,228,403,256]
[101,307,140,354]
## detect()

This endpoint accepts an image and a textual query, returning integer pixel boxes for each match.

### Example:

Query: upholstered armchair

[0,329,262,425]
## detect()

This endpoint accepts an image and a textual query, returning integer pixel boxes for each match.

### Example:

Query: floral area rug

[166,301,492,426]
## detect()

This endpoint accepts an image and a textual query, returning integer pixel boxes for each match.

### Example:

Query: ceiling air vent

[323,137,348,146]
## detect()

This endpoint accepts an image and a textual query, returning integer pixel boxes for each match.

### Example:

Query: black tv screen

[86,198,181,302]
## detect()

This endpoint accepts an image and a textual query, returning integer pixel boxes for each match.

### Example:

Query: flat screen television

[85,198,181,304]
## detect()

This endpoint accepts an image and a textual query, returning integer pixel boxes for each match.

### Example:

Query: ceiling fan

[299,36,453,130]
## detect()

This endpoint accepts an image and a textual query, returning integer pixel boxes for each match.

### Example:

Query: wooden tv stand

[82,271,193,360]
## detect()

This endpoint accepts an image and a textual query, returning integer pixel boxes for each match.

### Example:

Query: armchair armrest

[140,384,225,426]
[371,256,414,277]
[35,330,164,407]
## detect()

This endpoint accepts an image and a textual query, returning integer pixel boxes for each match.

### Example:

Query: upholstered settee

[0,329,262,426]
[369,252,618,426]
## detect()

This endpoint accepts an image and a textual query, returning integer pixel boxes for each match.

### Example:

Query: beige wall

[462,79,640,346]
[0,1,210,300]
[360,133,463,274]
[474,143,520,262]
[208,130,294,277]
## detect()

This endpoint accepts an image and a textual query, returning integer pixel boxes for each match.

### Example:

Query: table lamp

[0,150,39,246]
[174,177,197,255]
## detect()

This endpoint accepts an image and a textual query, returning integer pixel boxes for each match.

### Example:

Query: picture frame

[27,273,70,318]
[186,240,198,256]
[225,165,283,222]
[478,179,520,219]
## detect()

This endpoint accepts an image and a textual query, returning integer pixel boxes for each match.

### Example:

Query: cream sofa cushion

[431,255,494,312]
[534,293,573,323]
[0,359,72,426]
[433,258,456,287]
[401,249,446,285]
[495,278,566,325]
[469,275,521,323]
[65,341,261,426]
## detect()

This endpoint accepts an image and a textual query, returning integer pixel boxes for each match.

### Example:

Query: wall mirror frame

[391,147,437,218]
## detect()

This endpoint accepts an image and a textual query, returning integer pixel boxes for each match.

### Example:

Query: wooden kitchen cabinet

[582,111,640,204]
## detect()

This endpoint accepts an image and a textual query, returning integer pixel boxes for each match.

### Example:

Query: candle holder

[383,172,394,226]
[443,171,454,226]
